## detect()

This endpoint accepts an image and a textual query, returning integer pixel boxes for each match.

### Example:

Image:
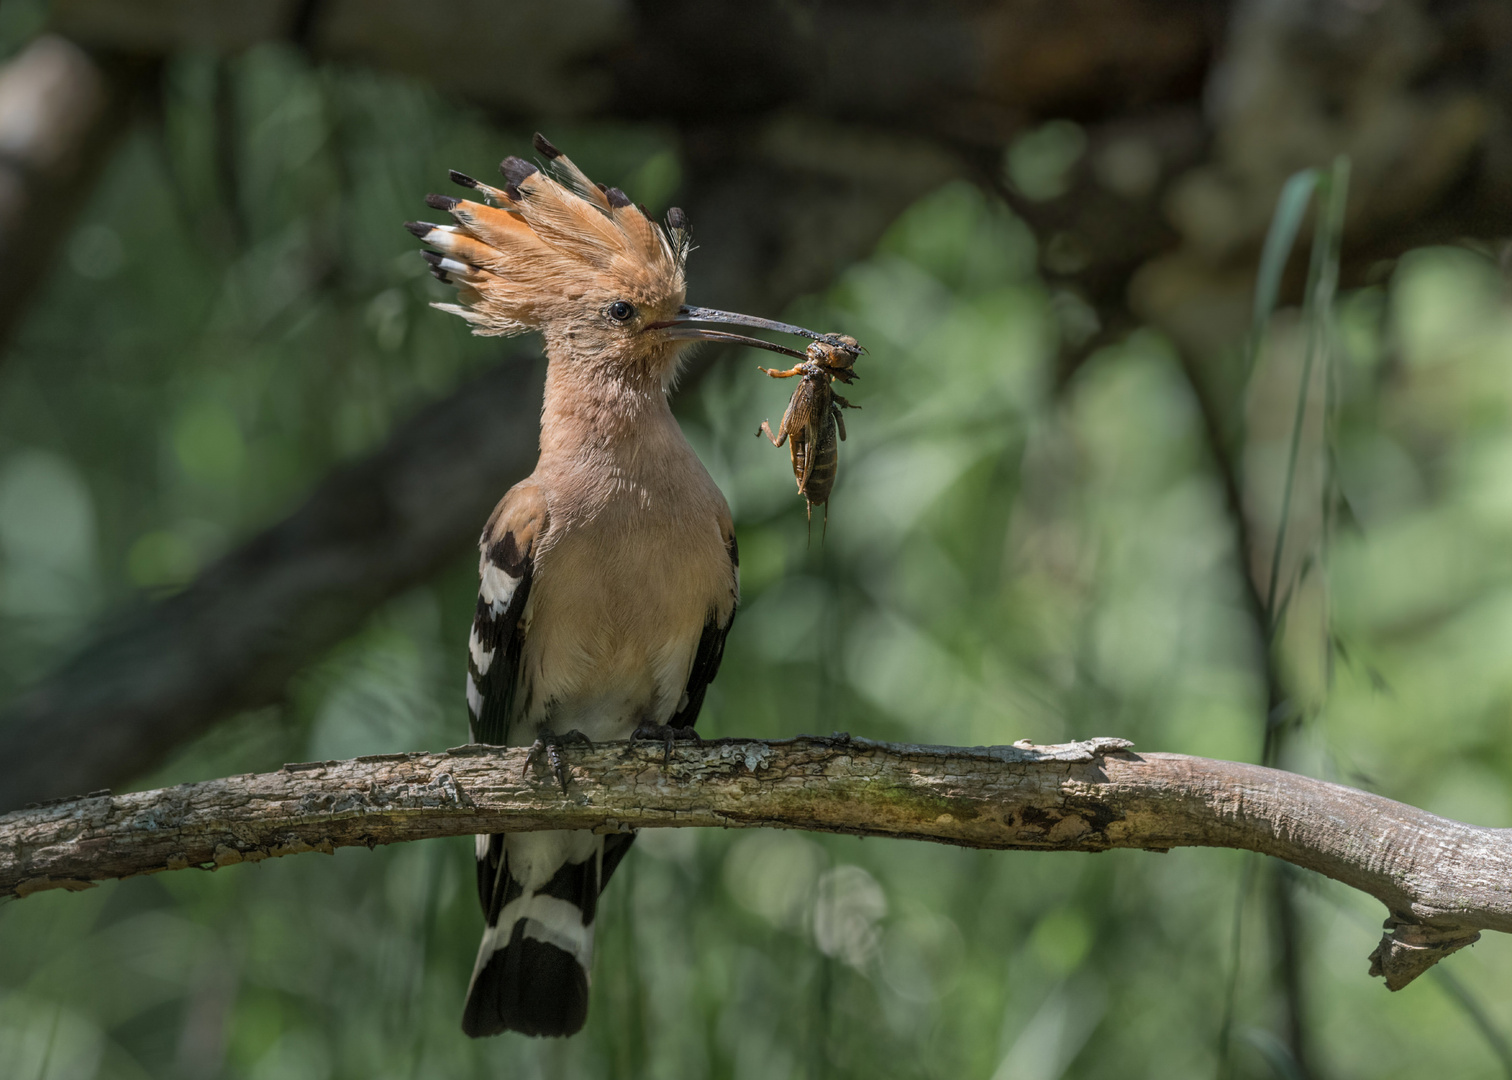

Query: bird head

[408,134,846,385]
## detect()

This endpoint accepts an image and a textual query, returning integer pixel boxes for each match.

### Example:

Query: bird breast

[518,439,733,741]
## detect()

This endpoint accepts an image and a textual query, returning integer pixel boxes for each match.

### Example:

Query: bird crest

[407,133,691,338]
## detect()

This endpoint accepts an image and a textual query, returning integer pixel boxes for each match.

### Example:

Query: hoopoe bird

[408,134,834,1038]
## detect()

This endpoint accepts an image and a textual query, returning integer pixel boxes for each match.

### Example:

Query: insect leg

[757,419,788,447]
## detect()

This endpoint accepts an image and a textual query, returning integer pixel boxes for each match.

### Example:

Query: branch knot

[1368,918,1481,990]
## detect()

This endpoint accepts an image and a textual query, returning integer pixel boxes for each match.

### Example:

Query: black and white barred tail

[454,477,735,1038]
[462,830,636,1037]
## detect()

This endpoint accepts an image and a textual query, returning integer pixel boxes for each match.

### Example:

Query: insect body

[757,335,862,530]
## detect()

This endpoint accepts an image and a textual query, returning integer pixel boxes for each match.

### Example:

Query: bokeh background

[4,1,1512,1078]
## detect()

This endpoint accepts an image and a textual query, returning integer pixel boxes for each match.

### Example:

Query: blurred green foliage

[3,40,1512,1080]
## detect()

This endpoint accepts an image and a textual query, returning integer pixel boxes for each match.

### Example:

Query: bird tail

[462,829,635,1038]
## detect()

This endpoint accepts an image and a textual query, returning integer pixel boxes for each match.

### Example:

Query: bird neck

[537,346,679,465]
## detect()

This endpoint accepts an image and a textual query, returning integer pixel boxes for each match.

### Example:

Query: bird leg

[523,729,593,793]
[627,721,702,765]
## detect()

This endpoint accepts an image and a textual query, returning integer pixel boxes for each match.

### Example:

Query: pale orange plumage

[409,133,687,341]
[408,134,838,1041]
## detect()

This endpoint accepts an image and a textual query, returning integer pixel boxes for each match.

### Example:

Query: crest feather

[413,138,685,337]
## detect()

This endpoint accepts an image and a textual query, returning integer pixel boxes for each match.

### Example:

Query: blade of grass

[1244,169,1321,381]
[33,1003,61,1080]
[1317,157,1351,693]
[1261,157,1350,1080]
[1215,857,1257,1080]
[1262,159,1347,656]
[1240,1026,1308,1080]
[1219,161,1341,1080]
[1303,880,1512,1080]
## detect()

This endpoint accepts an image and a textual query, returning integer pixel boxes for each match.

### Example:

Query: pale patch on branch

[2,735,1506,990]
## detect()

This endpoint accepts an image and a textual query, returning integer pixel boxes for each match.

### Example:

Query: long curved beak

[644,305,835,361]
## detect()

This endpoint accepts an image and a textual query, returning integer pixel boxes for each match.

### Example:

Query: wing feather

[469,480,548,918]
[669,531,739,730]
[466,479,548,748]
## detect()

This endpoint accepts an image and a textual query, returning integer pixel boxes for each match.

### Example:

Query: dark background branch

[7,0,1511,812]
[0,36,155,353]
[0,355,543,808]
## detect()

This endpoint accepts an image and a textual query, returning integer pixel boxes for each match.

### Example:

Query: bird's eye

[607,300,636,323]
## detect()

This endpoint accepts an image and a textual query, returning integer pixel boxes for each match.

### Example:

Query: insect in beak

[644,305,849,361]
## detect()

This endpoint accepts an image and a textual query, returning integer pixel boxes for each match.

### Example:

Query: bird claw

[627,722,701,765]
[523,729,592,793]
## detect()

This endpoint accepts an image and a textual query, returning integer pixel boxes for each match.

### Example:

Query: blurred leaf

[1252,168,1320,340]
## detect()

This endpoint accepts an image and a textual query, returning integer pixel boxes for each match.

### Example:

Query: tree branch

[0,353,542,811]
[0,117,960,812]
[0,118,959,812]
[52,0,1219,142]
[3,736,1505,991]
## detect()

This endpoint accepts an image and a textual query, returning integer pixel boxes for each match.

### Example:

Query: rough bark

[7,0,1512,810]
[2,736,1502,992]
[0,130,963,812]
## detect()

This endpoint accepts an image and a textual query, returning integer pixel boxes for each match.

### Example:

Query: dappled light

[4,7,1512,1079]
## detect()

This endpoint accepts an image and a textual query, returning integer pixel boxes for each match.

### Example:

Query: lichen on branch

[1,736,1504,989]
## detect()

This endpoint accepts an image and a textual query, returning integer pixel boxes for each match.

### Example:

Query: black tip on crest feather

[403,221,432,239]
[499,156,538,186]
[532,133,562,159]
[425,193,456,212]
[429,267,451,283]
[449,170,479,189]
[420,250,444,267]
[604,187,631,209]
[503,183,522,202]
[666,206,687,230]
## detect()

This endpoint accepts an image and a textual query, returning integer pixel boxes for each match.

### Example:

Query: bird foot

[523,729,592,793]
[627,722,702,765]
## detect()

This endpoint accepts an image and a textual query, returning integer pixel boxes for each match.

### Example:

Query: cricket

[756,333,864,531]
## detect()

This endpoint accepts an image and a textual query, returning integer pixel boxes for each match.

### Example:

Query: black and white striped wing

[466,530,533,748]
[466,481,546,917]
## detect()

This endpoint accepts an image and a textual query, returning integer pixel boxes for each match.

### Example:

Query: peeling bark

[2,736,1505,991]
